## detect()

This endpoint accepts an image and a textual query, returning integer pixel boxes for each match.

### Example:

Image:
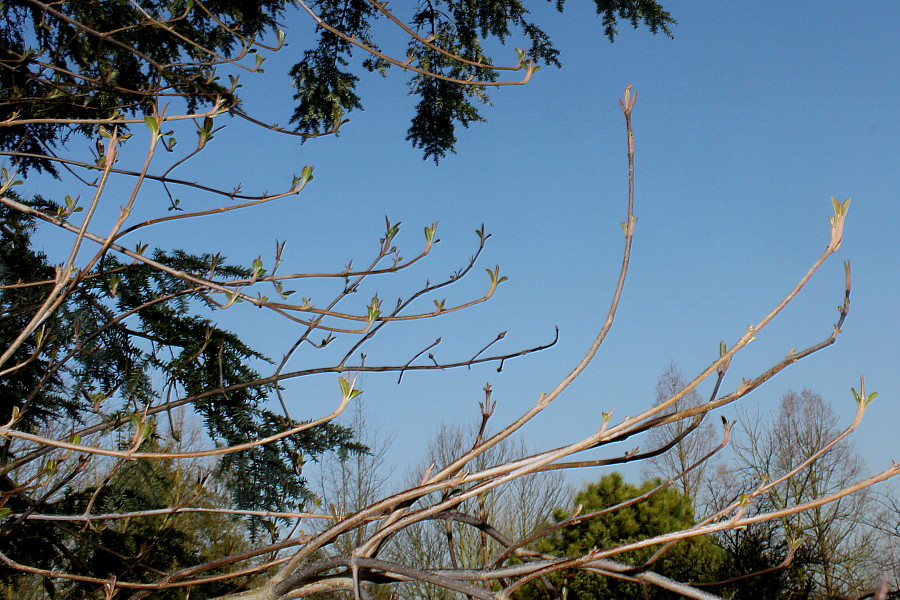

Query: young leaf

[143,115,159,136]
[424,223,437,247]
[339,377,362,400]
[367,295,382,321]
[384,216,401,243]
[486,266,507,287]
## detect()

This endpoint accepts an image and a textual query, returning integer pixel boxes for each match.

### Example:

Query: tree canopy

[0,194,367,591]
[1,0,674,169]
[528,473,721,600]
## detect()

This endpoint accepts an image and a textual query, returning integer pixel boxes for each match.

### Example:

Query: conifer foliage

[1,0,674,167]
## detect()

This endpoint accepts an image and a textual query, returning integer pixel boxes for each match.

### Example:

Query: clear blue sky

[23,0,900,486]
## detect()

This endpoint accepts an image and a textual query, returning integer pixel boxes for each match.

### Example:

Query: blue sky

[21,0,899,487]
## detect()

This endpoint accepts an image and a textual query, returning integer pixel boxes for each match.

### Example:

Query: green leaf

[224,290,243,307]
[485,266,507,287]
[424,222,437,246]
[515,48,527,66]
[0,167,23,194]
[301,165,314,185]
[384,217,400,242]
[367,295,382,321]
[339,377,362,400]
[143,115,159,136]
[851,386,878,407]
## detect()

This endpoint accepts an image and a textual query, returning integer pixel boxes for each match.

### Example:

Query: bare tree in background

[642,362,718,511]
[726,390,887,598]
[869,491,900,596]
[386,417,570,599]
[314,398,396,555]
